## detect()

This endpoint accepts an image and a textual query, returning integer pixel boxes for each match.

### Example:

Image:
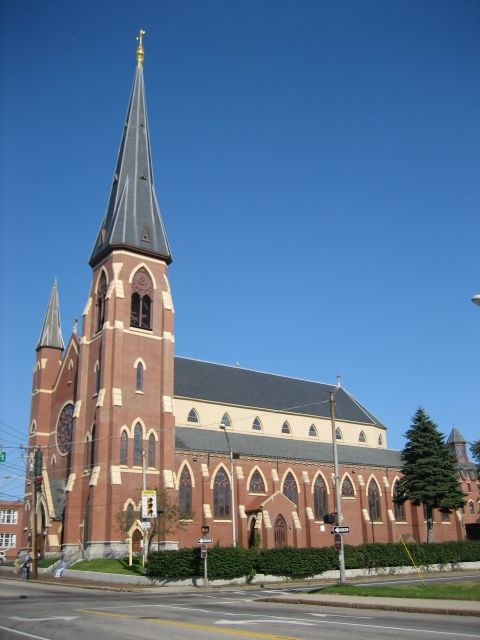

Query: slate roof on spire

[89,41,172,267]
[447,428,467,445]
[36,279,64,351]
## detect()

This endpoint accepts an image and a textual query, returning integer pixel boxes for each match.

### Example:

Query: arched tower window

[335,427,343,440]
[359,430,366,443]
[179,467,192,518]
[136,363,144,392]
[148,434,155,467]
[120,431,128,465]
[282,471,298,505]
[378,434,383,446]
[341,476,355,497]
[309,424,318,437]
[313,475,328,519]
[130,269,153,330]
[281,421,291,434]
[393,479,406,521]
[368,479,381,521]
[274,514,287,548]
[96,271,107,333]
[249,470,265,493]
[94,362,101,395]
[213,468,230,518]
[133,423,142,466]
[89,424,96,469]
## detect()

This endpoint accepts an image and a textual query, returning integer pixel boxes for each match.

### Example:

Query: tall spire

[36,279,65,351]
[89,31,172,268]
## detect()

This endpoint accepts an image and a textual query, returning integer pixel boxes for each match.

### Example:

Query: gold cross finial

[136,29,146,66]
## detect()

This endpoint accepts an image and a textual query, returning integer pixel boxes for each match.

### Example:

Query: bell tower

[62,32,175,557]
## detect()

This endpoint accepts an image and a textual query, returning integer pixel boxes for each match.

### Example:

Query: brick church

[23,35,478,560]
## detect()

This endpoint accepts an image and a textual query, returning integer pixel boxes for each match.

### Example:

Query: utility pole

[220,425,236,547]
[142,450,148,566]
[329,391,346,584]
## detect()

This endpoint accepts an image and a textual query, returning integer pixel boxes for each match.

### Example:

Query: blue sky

[1,1,479,501]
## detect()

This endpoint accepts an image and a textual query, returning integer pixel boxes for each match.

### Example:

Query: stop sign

[334,533,341,552]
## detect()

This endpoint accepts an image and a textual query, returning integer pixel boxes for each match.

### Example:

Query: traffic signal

[323,513,337,525]
[142,490,157,519]
[201,525,210,535]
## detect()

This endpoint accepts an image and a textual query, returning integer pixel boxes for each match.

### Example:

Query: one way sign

[331,526,350,534]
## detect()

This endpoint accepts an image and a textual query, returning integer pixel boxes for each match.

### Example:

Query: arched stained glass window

[274,514,287,548]
[313,475,328,519]
[179,467,192,518]
[130,269,153,330]
[136,363,144,392]
[252,417,262,431]
[120,431,128,465]
[359,431,366,443]
[249,470,265,493]
[187,408,199,423]
[96,272,107,333]
[148,434,155,467]
[393,479,406,521]
[282,472,298,505]
[281,421,291,434]
[126,504,135,532]
[368,479,381,521]
[133,423,142,466]
[341,476,355,497]
[213,468,230,518]
[220,413,231,428]
[309,424,318,437]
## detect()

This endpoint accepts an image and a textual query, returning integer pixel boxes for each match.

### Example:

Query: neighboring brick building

[0,501,24,560]
[21,35,479,560]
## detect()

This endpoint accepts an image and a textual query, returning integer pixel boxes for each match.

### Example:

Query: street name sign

[331,526,350,534]
[197,537,213,544]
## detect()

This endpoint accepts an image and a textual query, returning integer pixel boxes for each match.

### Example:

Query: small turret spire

[136,29,146,67]
[36,279,65,351]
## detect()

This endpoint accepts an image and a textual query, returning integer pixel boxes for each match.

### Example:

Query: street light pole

[329,391,346,584]
[220,425,236,547]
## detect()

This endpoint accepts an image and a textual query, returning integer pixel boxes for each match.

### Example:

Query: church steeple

[36,278,64,351]
[89,31,172,268]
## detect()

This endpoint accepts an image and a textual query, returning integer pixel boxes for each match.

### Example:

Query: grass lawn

[311,581,480,601]
[72,558,145,576]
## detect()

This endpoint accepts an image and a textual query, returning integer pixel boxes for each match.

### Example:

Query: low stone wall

[59,560,480,588]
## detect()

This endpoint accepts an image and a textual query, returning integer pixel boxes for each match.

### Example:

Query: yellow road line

[76,609,300,640]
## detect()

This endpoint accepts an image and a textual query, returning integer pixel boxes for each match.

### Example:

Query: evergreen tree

[397,407,466,543]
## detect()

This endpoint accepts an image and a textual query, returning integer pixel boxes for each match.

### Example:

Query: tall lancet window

[96,272,107,333]
[131,269,153,330]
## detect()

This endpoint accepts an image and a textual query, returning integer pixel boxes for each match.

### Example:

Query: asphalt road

[0,578,479,640]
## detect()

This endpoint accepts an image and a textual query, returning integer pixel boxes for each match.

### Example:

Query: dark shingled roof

[89,55,171,267]
[174,357,386,428]
[175,427,402,468]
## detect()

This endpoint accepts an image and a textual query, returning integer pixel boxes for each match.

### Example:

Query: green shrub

[145,540,480,581]
[255,547,337,578]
